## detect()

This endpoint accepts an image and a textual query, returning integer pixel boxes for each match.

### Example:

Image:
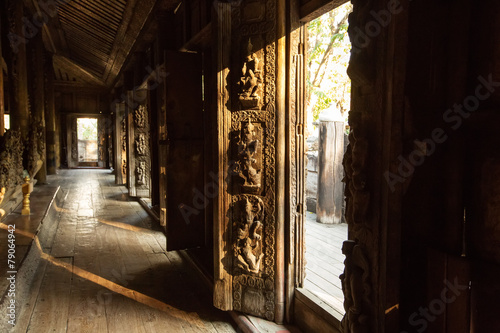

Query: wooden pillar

[114,99,126,185]
[124,70,135,193]
[129,52,151,198]
[157,11,175,226]
[45,53,57,174]
[213,2,232,311]
[276,0,286,323]
[316,115,344,224]
[7,0,29,139]
[33,35,47,183]
[150,12,173,207]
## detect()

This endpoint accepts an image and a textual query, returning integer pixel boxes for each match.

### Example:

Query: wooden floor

[304,212,347,313]
[13,169,237,333]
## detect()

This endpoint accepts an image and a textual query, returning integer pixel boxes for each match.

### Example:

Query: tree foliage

[307,2,352,124]
[77,118,98,141]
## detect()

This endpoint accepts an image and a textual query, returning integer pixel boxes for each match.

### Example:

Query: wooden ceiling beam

[53,55,106,87]
[105,0,183,88]
[25,0,70,56]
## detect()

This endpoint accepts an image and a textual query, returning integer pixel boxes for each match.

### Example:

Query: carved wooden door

[162,51,205,251]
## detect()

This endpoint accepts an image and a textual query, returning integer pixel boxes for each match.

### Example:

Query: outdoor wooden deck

[304,212,348,313]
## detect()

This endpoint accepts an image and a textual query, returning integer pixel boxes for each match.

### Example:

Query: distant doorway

[77,118,98,167]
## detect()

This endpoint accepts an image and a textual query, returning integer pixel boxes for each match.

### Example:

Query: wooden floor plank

[18,170,237,333]
[304,212,347,314]
[26,258,73,333]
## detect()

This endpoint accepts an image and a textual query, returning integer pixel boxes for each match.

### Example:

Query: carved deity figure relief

[136,161,146,185]
[238,39,263,110]
[340,240,371,333]
[134,105,146,128]
[235,196,265,274]
[122,135,127,152]
[235,121,262,193]
[121,117,126,133]
[122,160,127,176]
[135,134,147,156]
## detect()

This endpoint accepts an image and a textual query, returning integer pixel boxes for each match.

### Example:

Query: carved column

[213,0,286,323]
[126,54,151,198]
[45,53,57,175]
[7,0,29,139]
[132,101,150,197]
[114,101,127,185]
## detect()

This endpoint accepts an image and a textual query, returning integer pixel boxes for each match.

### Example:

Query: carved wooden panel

[213,0,281,322]
[114,102,127,185]
[132,102,151,198]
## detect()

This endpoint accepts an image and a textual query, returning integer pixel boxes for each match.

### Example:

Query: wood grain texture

[17,169,237,333]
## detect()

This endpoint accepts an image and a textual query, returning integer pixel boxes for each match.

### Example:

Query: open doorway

[303,1,352,314]
[77,118,98,167]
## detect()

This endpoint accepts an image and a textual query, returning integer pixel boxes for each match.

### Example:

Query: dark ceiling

[25,0,180,90]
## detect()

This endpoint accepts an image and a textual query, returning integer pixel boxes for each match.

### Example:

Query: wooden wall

[58,92,107,115]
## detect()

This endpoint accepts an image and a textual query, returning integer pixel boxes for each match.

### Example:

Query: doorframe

[285,0,351,328]
[65,114,110,169]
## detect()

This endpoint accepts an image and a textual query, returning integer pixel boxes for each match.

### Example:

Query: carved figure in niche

[238,39,263,109]
[134,106,146,128]
[136,161,146,185]
[340,240,371,333]
[235,196,264,274]
[122,160,127,176]
[235,121,262,193]
[122,135,126,152]
[135,134,147,156]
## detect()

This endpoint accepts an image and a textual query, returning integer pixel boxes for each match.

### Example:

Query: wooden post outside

[316,108,344,224]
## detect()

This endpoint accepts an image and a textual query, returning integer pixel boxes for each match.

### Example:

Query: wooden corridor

[13,170,237,333]
[304,212,347,314]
